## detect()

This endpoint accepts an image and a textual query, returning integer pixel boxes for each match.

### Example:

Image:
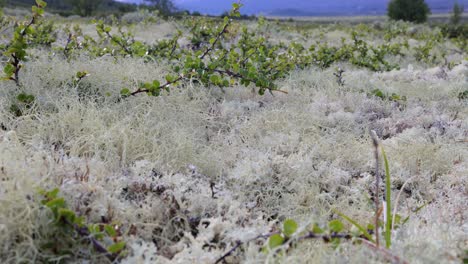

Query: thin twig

[296,231,354,242]
[63,33,73,58]
[214,240,242,264]
[104,31,132,55]
[200,20,231,60]
[168,37,179,58]
[370,130,380,247]
[11,54,20,86]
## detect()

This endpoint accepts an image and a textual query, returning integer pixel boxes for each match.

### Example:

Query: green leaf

[47,188,60,199]
[120,88,131,96]
[331,237,341,249]
[328,219,344,233]
[150,88,160,96]
[105,225,117,237]
[17,93,34,104]
[40,188,60,200]
[74,216,85,227]
[393,214,402,226]
[9,104,21,116]
[152,80,160,88]
[88,224,101,235]
[312,224,324,234]
[371,89,385,99]
[45,197,65,207]
[210,75,220,84]
[268,234,284,249]
[107,241,125,254]
[32,6,44,16]
[58,208,76,223]
[142,82,151,89]
[283,219,298,237]
[4,64,15,76]
[76,71,88,79]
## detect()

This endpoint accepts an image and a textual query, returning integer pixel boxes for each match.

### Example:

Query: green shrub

[39,188,126,261]
[388,0,431,23]
[2,0,46,86]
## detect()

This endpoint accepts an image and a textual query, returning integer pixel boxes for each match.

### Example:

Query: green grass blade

[381,146,392,249]
[333,209,375,243]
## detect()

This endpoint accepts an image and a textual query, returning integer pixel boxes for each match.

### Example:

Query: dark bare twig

[11,54,20,86]
[297,232,353,241]
[333,68,345,86]
[214,240,241,264]
[451,111,459,122]
[209,181,217,199]
[63,33,73,58]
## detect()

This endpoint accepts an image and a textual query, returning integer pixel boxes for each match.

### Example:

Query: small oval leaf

[283,219,298,237]
[268,234,284,249]
[107,241,125,254]
[328,220,344,233]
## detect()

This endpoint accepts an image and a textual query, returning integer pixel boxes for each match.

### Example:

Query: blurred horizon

[118,0,466,16]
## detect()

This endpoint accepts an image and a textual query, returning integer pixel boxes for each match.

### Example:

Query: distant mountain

[121,0,467,16]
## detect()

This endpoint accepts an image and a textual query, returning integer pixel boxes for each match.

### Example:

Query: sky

[119,0,467,16]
